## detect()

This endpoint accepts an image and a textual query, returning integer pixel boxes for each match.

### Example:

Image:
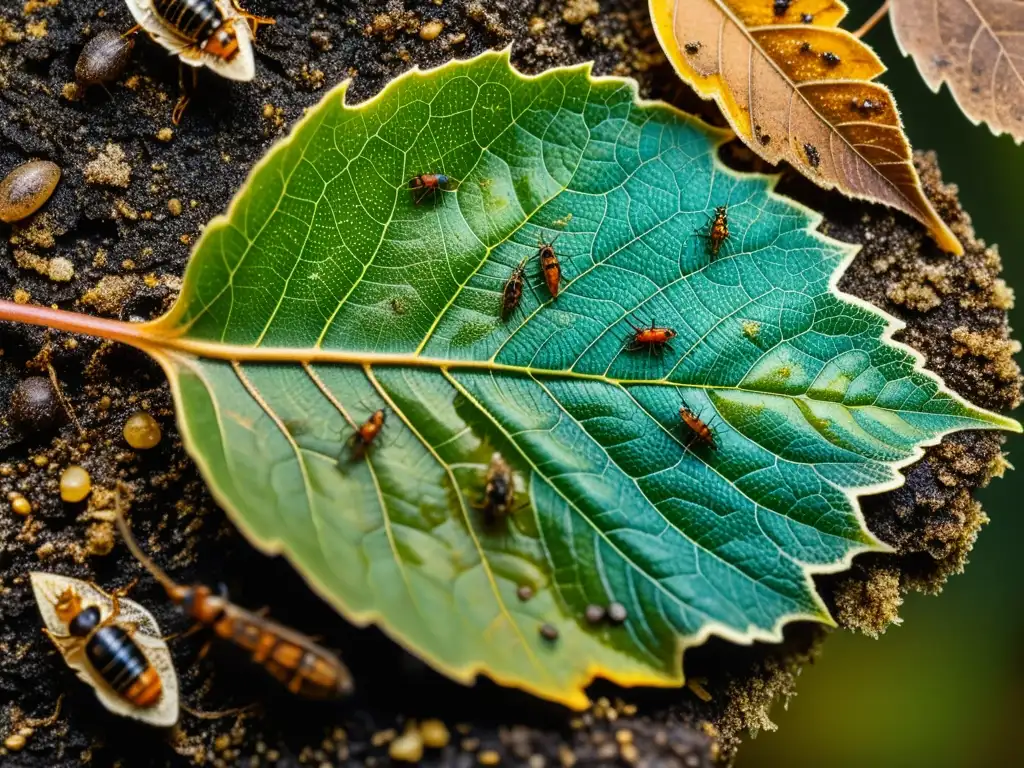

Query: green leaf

[132,50,1017,708]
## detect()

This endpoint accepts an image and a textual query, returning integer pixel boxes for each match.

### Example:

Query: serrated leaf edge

[135,50,1019,709]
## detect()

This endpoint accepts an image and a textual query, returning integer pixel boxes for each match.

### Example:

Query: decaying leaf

[650,0,963,254]
[890,0,1024,144]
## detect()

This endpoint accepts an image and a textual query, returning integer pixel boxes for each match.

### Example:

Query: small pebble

[419,719,450,749]
[76,29,133,88]
[10,376,61,430]
[60,465,92,503]
[0,160,61,223]
[584,604,605,624]
[10,494,32,516]
[516,585,534,601]
[388,727,424,763]
[123,410,162,449]
[607,602,627,624]
[539,623,559,641]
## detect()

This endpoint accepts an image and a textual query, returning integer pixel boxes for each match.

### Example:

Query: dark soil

[0,1,1019,767]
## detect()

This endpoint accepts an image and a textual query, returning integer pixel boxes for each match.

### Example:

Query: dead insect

[124,0,275,124]
[537,234,563,299]
[30,572,179,727]
[115,511,354,700]
[803,142,821,169]
[350,408,386,457]
[126,0,272,79]
[501,258,528,319]
[76,30,135,89]
[679,399,718,451]
[684,41,702,55]
[699,205,730,258]
[477,452,516,524]
[408,173,456,205]
[773,0,792,16]
[624,317,677,354]
[822,51,841,67]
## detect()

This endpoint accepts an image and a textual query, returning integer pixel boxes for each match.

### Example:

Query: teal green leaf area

[144,51,1019,708]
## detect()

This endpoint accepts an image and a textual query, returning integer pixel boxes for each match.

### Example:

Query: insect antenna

[112,492,185,599]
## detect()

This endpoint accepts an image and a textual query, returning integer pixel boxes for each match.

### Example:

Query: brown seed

[60,465,92,503]
[607,602,627,624]
[539,623,559,641]
[516,585,534,601]
[123,410,162,450]
[10,376,61,430]
[76,30,133,88]
[584,604,605,624]
[0,160,61,223]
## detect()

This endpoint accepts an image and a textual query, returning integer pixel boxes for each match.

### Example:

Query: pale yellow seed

[11,494,32,516]
[123,411,161,450]
[419,719,450,749]
[388,727,424,763]
[60,465,92,503]
[419,20,444,40]
[4,733,27,751]
[478,750,501,766]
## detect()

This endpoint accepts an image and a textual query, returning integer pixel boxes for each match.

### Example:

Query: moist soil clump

[0,1,1019,766]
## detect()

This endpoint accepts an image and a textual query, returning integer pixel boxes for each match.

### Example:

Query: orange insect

[537,234,563,299]
[115,510,354,700]
[408,173,456,205]
[624,317,677,354]
[699,205,730,259]
[679,399,718,450]
[502,258,528,319]
[350,409,386,457]
[50,586,164,709]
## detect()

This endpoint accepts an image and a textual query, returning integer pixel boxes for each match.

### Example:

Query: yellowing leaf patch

[650,0,963,254]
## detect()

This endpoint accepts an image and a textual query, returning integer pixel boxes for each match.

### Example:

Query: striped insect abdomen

[85,625,163,707]
[217,612,352,699]
[153,0,223,43]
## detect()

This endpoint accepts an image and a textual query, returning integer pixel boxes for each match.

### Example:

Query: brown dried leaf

[890,0,1024,144]
[650,0,963,254]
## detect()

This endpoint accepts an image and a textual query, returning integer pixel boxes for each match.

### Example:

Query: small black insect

[773,0,791,17]
[822,51,841,67]
[801,13,814,23]
[803,142,821,169]
[501,258,528,319]
[684,41,702,55]
[799,41,812,54]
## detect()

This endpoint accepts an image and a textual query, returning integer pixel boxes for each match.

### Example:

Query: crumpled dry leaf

[890,0,1024,144]
[650,0,963,255]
